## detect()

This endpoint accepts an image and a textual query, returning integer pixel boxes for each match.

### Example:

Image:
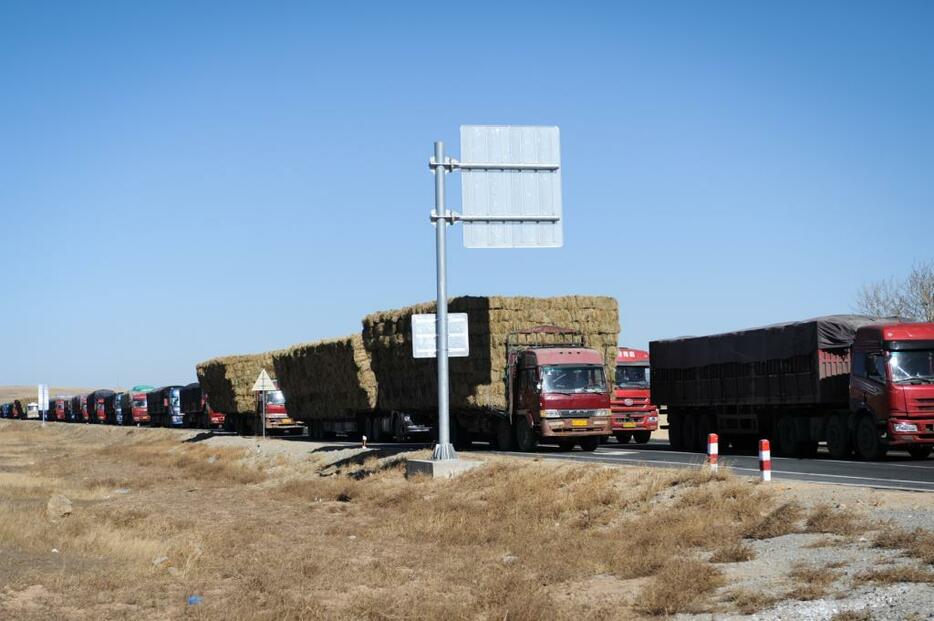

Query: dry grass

[804,504,866,536]
[788,562,841,600]
[0,420,925,620]
[873,526,934,565]
[710,541,756,563]
[854,565,934,585]
[743,501,804,539]
[724,589,781,614]
[636,559,724,615]
[830,611,872,621]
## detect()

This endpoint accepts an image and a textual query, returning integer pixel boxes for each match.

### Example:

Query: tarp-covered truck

[651,316,934,460]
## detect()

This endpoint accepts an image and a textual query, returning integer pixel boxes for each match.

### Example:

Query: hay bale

[362,295,619,412]
[195,352,276,414]
[272,334,377,422]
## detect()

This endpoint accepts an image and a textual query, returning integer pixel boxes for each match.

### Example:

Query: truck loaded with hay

[268,295,619,451]
[196,353,305,436]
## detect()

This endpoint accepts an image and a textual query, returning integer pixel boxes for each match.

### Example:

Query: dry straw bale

[272,334,377,422]
[362,295,619,412]
[195,351,277,414]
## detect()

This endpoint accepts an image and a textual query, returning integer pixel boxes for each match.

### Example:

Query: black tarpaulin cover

[650,315,889,369]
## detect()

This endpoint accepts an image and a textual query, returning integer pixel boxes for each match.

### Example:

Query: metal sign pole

[262,390,267,439]
[431,140,456,461]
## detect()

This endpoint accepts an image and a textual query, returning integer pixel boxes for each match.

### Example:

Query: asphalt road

[484,439,934,493]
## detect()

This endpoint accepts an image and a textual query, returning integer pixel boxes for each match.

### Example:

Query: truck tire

[907,446,932,460]
[633,430,651,444]
[854,414,887,461]
[668,412,685,451]
[514,417,538,452]
[492,418,515,451]
[825,414,852,460]
[451,418,472,450]
[614,432,632,444]
[557,440,576,451]
[578,437,600,452]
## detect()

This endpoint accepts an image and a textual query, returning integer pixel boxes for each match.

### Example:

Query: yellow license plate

[571,419,589,427]
[622,422,637,429]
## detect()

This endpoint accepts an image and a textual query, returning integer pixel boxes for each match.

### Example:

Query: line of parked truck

[0,382,303,435]
[4,315,931,461]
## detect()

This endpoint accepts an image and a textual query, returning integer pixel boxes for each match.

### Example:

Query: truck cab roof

[617,347,649,365]
[530,348,605,366]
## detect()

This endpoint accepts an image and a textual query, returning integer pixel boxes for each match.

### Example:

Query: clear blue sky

[2,1,932,387]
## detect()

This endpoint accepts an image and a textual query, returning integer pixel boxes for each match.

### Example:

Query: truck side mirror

[536,381,542,392]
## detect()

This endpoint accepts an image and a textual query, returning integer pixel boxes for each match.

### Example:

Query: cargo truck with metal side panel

[451,327,612,452]
[120,386,153,425]
[147,386,184,427]
[50,397,68,422]
[71,395,89,423]
[650,316,934,460]
[180,383,225,429]
[611,347,659,444]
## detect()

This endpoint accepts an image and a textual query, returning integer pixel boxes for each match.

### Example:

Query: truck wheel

[668,412,685,451]
[825,414,852,460]
[633,430,651,444]
[492,418,515,451]
[393,415,406,443]
[452,418,472,450]
[514,417,538,452]
[855,415,887,461]
[557,441,576,451]
[578,437,600,452]
[614,432,632,444]
[907,446,932,460]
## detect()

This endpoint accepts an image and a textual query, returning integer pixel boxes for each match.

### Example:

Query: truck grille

[911,397,934,413]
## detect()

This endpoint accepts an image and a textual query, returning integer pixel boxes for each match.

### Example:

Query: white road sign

[412,313,469,358]
[459,125,562,249]
[251,369,277,392]
[38,384,49,411]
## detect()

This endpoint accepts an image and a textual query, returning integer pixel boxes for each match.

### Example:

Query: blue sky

[2,1,932,387]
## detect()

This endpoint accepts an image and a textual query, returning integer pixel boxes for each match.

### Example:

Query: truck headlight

[893,422,918,433]
[596,409,611,418]
[647,416,658,423]
[541,409,561,418]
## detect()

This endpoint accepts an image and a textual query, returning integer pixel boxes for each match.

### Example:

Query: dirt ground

[0,420,931,620]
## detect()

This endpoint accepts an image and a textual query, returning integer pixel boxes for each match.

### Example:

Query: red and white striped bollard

[759,439,771,482]
[707,433,719,472]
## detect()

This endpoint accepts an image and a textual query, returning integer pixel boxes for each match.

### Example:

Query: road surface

[486,439,934,492]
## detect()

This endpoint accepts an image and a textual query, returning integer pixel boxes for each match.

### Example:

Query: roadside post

[251,369,277,440]
[416,125,562,474]
[759,439,772,482]
[707,433,719,472]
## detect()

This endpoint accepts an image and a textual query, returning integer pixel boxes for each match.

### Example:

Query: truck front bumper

[540,417,611,437]
[887,418,934,445]
[610,411,659,432]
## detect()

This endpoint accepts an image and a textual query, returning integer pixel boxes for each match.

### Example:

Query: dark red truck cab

[611,347,659,444]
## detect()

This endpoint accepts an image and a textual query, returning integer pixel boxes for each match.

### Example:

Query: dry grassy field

[0,420,931,620]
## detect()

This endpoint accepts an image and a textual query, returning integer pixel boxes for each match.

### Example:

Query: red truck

[224,382,305,436]
[651,316,934,460]
[180,383,226,429]
[611,347,659,444]
[453,327,612,452]
[121,388,152,425]
[50,398,67,422]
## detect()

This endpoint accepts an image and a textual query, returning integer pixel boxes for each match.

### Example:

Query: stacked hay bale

[362,295,619,412]
[272,334,377,422]
[195,351,276,414]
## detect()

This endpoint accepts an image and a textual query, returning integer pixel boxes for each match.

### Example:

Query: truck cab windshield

[266,390,285,405]
[541,365,607,393]
[890,350,934,383]
[616,365,650,388]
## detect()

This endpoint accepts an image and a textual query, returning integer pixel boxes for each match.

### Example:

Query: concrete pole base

[406,458,482,479]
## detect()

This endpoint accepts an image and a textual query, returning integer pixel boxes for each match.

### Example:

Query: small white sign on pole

[412,313,469,358]
[38,384,49,411]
